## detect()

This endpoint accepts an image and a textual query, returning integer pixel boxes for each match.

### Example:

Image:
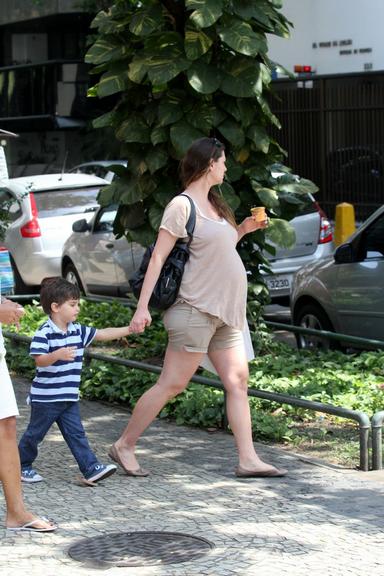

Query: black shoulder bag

[129,195,196,310]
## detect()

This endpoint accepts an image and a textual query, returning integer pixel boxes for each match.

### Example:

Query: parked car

[62,194,333,302]
[69,160,127,183]
[262,196,334,305]
[291,205,384,349]
[61,205,144,298]
[0,173,109,293]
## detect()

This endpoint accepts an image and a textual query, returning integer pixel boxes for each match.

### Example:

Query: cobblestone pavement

[1,377,384,576]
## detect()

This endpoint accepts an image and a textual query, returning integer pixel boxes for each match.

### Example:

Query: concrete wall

[268,0,384,75]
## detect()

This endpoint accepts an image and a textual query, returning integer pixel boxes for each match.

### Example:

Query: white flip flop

[7,516,57,532]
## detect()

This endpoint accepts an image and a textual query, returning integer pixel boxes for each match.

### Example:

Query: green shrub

[5,300,384,443]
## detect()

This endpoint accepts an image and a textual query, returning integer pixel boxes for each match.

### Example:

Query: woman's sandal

[7,516,57,532]
[235,465,287,478]
[108,444,149,477]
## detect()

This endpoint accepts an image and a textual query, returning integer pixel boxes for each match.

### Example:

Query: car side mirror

[72,219,90,233]
[334,243,354,264]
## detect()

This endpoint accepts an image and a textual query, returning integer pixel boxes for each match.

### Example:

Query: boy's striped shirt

[29,317,96,402]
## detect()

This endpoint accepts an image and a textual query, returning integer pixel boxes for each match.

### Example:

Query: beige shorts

[163,301,243,353]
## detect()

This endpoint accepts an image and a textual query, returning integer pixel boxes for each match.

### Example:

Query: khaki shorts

[163,301,243,353]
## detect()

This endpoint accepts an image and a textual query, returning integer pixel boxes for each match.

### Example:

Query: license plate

[265,274,291,292]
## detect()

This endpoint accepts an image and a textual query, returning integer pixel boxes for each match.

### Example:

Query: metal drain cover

[68,531,214,567]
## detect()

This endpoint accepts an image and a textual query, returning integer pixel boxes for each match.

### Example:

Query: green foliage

[5,301,384,447]
[6,342,36,380]
[0,192,15,240]
[85,0,315,272]
[248,348,384,416]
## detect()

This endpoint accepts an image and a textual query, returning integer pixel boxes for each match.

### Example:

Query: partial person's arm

[33,346,77,367]
[94,326,130,341]
[0,300,24,325]
[129,229,178,333]
[237,216,269,243]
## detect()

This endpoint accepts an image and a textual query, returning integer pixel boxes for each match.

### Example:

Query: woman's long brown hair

[179,137,237,228]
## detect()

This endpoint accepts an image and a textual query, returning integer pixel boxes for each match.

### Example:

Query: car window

[34,187,100,218]
[295,195,318,216]
[0,187,22,221]
[361,214,384,258]
[93,167,109,179]
[93,206,117,233]
[79,165,108,178]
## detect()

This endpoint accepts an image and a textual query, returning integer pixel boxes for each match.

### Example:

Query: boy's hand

[56,346,77,361]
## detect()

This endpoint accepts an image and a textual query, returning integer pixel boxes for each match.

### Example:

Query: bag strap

[180,194,196,240]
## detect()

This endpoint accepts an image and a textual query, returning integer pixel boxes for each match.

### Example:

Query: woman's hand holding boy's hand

[129,307,152,333]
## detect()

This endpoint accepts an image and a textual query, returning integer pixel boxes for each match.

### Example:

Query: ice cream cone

[250,206,266,223]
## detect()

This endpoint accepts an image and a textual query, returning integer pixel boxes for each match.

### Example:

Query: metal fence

[270,71,384,221]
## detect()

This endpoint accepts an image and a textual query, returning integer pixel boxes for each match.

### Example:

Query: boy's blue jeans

[18,401,99,477]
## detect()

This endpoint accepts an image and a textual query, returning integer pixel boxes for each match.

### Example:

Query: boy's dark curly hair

[40,277,80,314]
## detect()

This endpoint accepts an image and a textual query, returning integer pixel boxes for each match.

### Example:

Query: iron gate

[270,71,384,221]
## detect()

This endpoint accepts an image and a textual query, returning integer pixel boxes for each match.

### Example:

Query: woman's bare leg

[208,346,282,472]
[0,416,53,529]
[114,346,204,471]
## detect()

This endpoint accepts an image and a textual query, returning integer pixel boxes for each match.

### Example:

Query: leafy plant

[85,0,318,303]
[5,300,384,452]
[0,192,14,240]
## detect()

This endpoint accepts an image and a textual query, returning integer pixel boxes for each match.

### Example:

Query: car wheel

[9,256,29,294]
[295,303,339,351]
[64,263,84,294]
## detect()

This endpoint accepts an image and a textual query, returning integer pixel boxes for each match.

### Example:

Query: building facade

[0,1,105,176]
[268,0,384,76]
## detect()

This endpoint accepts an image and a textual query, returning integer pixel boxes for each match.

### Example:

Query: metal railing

[265,320,384,350]
[4,329,371,471]
[371,412,384,470]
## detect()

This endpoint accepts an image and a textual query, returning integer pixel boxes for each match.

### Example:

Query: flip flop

[108,444,149,477]
[7,516,57,532]
[235,465,288,478]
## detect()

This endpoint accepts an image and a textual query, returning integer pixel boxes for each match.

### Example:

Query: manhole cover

[68,531,214,567]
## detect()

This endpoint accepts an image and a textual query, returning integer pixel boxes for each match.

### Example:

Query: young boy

[18,277,131,485]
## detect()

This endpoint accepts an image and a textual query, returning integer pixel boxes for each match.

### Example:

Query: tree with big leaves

[85,0,318,313]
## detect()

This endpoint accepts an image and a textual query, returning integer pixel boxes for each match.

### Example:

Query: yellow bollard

[334,202,356,246]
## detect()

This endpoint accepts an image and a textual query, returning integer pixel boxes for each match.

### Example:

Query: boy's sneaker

[21,469,44,483]
[85,463,117,484]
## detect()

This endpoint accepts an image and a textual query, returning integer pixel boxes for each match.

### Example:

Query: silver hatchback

[291,205,384,348]
[0,173,108,292]
[61,205,144,298]
[263,196,334,304]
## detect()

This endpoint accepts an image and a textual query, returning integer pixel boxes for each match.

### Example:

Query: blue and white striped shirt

[29,318,96,403]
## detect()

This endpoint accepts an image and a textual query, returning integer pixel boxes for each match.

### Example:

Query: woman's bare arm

[129,229,178,333]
